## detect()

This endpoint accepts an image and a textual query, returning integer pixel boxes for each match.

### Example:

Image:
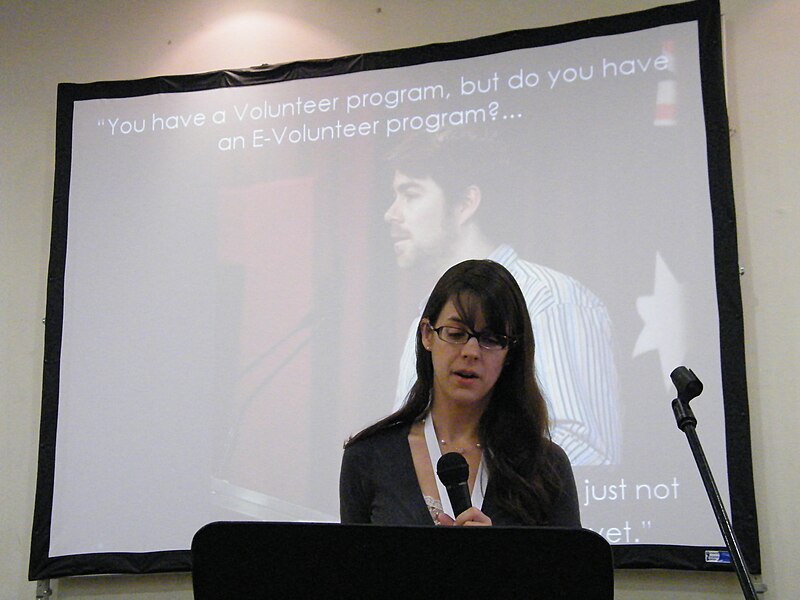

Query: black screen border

[30,0,759,579]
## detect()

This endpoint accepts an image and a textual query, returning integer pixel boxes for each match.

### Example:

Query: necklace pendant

[436,431,481,454]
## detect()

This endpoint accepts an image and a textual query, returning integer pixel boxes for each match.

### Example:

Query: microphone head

[670,366,703,402]
[436,452,469,486]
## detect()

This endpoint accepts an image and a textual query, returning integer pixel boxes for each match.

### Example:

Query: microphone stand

[669,367,759,600]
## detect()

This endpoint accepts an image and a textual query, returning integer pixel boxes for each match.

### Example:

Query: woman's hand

[436,507,492,527]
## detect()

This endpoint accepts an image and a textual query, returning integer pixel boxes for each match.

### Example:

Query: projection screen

[31,0,759,579]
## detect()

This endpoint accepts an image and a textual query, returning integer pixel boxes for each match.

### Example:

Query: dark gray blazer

[339,422,581,527]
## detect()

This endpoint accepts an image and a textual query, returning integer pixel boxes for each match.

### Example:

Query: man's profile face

[385,170,456,270]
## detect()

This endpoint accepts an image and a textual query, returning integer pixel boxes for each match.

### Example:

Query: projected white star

[633,252,688,389]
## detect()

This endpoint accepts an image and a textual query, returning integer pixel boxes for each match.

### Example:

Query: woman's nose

[461,336,482,358]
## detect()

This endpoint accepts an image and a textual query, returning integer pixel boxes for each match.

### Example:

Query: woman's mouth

[454,370,478,380]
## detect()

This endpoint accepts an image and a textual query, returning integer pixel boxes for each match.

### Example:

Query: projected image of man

[385,129,621,466]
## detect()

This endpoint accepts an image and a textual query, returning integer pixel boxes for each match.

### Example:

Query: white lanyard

[423,415,486,518]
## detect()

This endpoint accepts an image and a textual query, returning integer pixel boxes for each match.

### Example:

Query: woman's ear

[420,319,433,351]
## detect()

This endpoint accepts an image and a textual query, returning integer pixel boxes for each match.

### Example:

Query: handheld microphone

[436,452,472,518]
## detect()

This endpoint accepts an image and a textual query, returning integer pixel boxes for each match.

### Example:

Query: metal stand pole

[670,367,759,600]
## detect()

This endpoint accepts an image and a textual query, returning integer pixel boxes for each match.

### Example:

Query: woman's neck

[429,400,483,445]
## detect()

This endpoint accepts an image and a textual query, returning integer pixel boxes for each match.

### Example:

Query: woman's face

[421,297,509,412]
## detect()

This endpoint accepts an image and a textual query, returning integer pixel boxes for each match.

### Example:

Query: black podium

[192,521,613,599]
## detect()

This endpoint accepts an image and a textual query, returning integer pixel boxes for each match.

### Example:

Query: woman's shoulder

[344,420,411,453]
[513,438,574,482]
[514,437,570,464]
[538,439,575,478]
[341,421,414,481]
[543,439,571,465]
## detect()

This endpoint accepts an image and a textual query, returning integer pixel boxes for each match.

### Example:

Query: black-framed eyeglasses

[427,324,513,351]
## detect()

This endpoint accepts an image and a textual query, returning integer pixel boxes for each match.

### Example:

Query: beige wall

[1,1,797,598]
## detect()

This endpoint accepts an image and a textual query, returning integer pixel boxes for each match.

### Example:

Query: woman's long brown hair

[346,259,564,524]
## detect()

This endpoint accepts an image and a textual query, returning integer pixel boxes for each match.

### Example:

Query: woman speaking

[339,259,580,527]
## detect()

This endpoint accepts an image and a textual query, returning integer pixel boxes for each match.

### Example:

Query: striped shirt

[393,244,621,465]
